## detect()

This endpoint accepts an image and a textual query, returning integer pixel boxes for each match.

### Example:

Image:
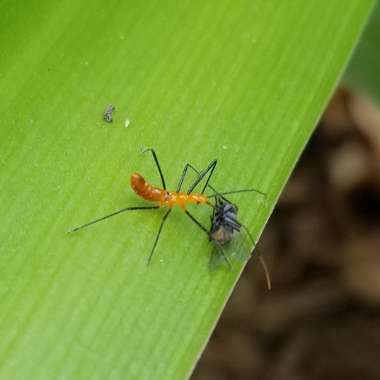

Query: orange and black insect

[70,148,264,264]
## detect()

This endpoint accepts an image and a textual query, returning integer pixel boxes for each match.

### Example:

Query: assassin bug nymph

[70,148,265,265]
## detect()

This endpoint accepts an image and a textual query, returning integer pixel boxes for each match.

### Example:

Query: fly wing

[233,237,252,263]
[208,247,224,271]
[208,236,251,270]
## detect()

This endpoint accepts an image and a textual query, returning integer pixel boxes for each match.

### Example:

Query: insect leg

[185,159,217,194]
[180,163,234,205]
[183,164,265,202]
[176,164,200,193]
[141,148,167,190]
[69,206,160,233]
[240,224,271,290]
[177,163,216,193]
[186,165,265,199]
[240,224,256,247]
[184,210,209,236]
[176,159,217,194]
[176,161,265,200]
[147,208,172,264]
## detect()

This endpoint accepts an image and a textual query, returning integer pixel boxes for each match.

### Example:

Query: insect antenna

[69,206,159,233]
[208,188,266,198]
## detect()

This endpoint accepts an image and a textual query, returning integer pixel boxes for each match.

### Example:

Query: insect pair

[70,149,270,287]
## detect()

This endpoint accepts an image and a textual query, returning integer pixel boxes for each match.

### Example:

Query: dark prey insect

[70,148,265,264]
[209,197,271,289]
[103,104,115,123]
[182,166,271,288]
[210,197,240,248]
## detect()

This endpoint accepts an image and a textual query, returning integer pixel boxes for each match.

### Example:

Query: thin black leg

[175,163,191,192]
[147,208,172,264]
[179,163,232,204]
[175,159,218,194]
[200,160,217,194]
[187,159,217,194]
[69,206,160,232]
[185,164,266,203]
[141,148,166,190]
[185,210,209,236]
[176,160,217,194]
[184,164,219,194]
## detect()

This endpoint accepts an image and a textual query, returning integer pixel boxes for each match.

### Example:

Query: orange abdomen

[130,172,209,209]
[130,173,165,203]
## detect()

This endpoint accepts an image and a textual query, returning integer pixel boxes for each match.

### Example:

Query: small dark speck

[103,104,115,123]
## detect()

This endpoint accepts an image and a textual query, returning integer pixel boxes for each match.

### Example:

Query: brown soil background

[192,88,380,380]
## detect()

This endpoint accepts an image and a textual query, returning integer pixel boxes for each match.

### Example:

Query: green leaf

[345,1,380,101]
[0,1,373,379]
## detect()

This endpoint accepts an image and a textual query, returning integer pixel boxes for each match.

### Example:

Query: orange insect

[130,173,208,210]
[70,148,264,264]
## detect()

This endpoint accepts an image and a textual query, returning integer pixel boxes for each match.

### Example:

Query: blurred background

[192,5,380,380]
[192,87,380,380]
